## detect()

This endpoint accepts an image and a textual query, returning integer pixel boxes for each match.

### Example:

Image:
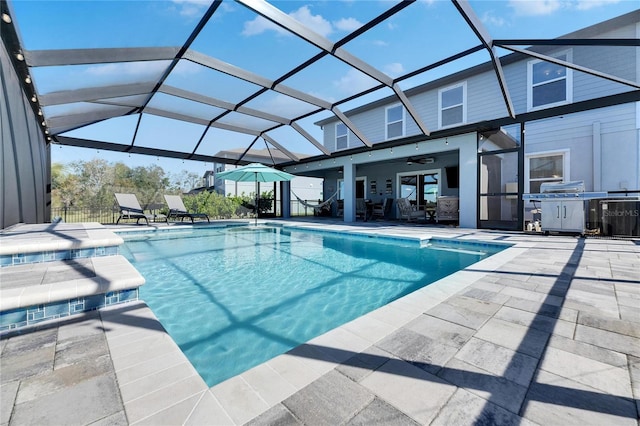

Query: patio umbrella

[216,163,296,225]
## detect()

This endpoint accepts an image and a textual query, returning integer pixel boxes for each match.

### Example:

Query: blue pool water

[120,225,505,387]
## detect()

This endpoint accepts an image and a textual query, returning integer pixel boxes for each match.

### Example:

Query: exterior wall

[1,42,50,229]
[285,133,478,228]
[312,17,638,230]
[525,103,639,192]
[320,20,638,152]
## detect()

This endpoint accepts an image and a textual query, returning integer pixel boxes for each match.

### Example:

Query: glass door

[399,171,439,207]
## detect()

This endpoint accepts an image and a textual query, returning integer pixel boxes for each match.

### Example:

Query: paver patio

[1,220,638,425]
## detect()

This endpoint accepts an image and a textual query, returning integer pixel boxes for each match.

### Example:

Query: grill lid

[540,180,585,194]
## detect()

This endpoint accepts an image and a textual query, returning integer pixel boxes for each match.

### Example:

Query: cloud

[481,10,506,27]
[384,63,405,78]
[85,61,170,77]
[574,0,621,10]
[243,5,333,37]
[242,6,362,38]
[333,68,378,95]
[242,15,287,36]
[333,17,362,32]
[372,40,389,47]
[289,6,333,37]
[508,0,561,16]
[171,0,210,18]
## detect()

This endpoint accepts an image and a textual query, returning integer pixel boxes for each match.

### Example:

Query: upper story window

[336,122,348,150]
[439,82,466,128]
[527,51,572,111]
[386,104,404,139]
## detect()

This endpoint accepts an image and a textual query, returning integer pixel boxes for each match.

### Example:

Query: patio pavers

[1,221,639,425]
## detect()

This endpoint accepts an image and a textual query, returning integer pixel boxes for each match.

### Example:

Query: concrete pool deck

[1,219,639,425]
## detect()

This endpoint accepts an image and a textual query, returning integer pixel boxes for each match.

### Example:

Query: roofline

[315,9,640,127]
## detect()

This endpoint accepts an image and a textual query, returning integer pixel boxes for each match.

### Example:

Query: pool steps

[0,223,145,333]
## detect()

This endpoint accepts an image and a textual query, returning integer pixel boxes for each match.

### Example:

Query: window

[527,51,572,110]
[439,83,466,128]
[336,122,348,150]
[526,151,568,193]
[386,104,404,139]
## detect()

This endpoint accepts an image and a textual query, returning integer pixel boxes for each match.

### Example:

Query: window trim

[438,82,467,129]
[385,104,405,140]
[525,149,570,194]
[335,122,348,151]
[527,49,573,112]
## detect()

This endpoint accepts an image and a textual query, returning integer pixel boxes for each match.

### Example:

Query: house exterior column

[281,181,291,218]
[343,163,356,223]
[459,140,478,228]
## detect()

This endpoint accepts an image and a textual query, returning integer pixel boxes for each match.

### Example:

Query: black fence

[51,207,120,224]
[50,201,317,224]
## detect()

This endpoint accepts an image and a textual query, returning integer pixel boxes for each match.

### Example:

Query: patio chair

[356,198,367,220]
[436,196,459,223]
[115,193,155,225]
[372,198,393,220]
[396,198,425,222]
[164,195,210,223]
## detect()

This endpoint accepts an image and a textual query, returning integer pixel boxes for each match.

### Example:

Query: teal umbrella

[217,163,296,225]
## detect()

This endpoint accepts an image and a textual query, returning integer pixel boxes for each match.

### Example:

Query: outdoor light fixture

[31,95,37,102]
[25,76,31,84]
[38,110,42,116]
[15,52,24,61]
[2,13,12,23]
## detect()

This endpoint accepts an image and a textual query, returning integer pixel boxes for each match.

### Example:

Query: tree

[71,159,114,210]
[51,163,80,209]
[168,170,201,193]
[130,165,170,207]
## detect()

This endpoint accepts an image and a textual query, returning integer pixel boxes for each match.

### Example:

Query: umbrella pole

[255,174,258,226]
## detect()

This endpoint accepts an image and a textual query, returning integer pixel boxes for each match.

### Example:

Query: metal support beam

[452,0,515,118]
[500,45,640,90]
[261,134,300,162]
[290,122,331,156]
[332,107,372,148]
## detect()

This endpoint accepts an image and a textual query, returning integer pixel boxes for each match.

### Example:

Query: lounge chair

[115,193,155,225]
[396,198,425,222]
[164,195,210,223]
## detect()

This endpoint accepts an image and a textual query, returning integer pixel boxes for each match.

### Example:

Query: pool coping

[104,221,538,424]
[3,219,638,425]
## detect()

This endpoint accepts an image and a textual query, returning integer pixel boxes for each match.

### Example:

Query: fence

[51,207,120,224]
[50,199,322,224]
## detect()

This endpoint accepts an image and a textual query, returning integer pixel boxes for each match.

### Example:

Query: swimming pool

[120,225,505,387]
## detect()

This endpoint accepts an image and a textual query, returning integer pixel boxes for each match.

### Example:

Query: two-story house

[279,10,639,232]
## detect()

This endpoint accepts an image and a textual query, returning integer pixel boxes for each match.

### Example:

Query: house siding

[320,19,637,152]
[525,103,638,192]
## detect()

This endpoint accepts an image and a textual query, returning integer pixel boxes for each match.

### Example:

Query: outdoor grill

[523,181,607,234]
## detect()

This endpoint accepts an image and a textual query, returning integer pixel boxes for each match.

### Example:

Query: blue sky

[10,0,639,178]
